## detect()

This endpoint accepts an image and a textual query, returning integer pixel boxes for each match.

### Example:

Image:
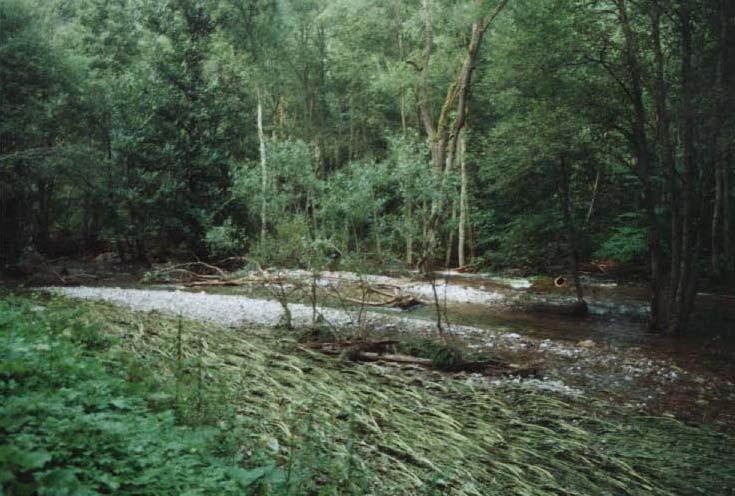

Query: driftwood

[146,264,426,309]
[146,262,229,283]
[303,340,542,377]
[310,347,435,366]
[337,294,423,309]
[302,339,399,350]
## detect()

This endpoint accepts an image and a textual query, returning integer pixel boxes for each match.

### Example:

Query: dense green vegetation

[1,296,734,494]
[1,0,734,328]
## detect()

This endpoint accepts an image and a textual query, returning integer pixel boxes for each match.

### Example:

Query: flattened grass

[4,294,734,495]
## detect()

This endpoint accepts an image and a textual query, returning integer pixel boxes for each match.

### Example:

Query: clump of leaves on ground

[2,295,735,495]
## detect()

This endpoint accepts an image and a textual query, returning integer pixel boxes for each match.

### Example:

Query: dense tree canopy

[1,0,733,332]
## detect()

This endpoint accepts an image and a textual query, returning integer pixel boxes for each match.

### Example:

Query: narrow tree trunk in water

[458,132,468,267]
[617,0,662,329]
[650,2,681,317]
[558,154,585,308]
[669,7,698,333]
[711,1,729,276]
[257,91,267,247]
[724,157,732,270]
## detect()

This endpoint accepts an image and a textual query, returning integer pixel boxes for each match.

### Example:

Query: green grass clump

[395,337,466,370]
[2,295,735,495]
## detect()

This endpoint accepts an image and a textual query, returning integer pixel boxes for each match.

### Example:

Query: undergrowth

[0,297,352,495]
[2,295,735,495]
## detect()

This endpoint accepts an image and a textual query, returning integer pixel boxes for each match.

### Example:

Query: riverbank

[44,285,735,428]
[2,294,734,495]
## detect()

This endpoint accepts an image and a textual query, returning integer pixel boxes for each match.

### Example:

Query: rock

[577,339,596,348]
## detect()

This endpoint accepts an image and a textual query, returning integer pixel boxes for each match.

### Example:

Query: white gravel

[45,286,492,335]
[46,286,367,328]
[401,282,506,305]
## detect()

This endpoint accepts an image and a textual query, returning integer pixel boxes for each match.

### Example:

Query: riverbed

[43,269,735,429]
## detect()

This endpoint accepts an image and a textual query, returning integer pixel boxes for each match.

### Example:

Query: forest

[2,0,735,494]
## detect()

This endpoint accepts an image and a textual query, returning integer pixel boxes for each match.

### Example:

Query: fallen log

[185,277,261,287]
[302,339,399,350]
[303,342,543,377]
[311,348,435,366]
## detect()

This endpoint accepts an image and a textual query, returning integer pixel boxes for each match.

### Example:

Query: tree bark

[669,5,698,333]
[445,199,457,267]
[650,1,681,318]
[616,0,663,329]
[418,0,508,255]
[257,90,267,246]
[558,154,585,307]
[458,131,468,267]
[711,0,730,276]
[713,158,723,273]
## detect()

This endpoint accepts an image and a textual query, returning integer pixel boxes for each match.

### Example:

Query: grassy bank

[1,295,734,495]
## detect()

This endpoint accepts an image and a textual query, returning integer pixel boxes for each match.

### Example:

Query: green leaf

[16,449,53,470]
[227,466,269,488]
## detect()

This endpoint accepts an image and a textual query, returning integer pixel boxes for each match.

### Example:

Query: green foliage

[594,226,648,263]
[0,299,236,494]
[205,218,248,256]
[2,0,734,289]
[0,297,372,494]
[0,299,380,494]
[395,338,465,370]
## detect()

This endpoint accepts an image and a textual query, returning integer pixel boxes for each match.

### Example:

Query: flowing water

[395,273,735,427]
[410,274,735,379]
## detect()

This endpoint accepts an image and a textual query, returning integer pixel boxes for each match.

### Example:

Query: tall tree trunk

[724,155,732,270]
[650,1,681,318]
[417,0,508,255]
[711,0,730,276]
[395,0,408,140]
[257,90,267,246]
[558,154,585,307]
[669,6,698,333]
[458,131,468,267]
[617,0,663,329]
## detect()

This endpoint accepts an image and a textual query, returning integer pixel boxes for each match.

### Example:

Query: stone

[577,339,596,348]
